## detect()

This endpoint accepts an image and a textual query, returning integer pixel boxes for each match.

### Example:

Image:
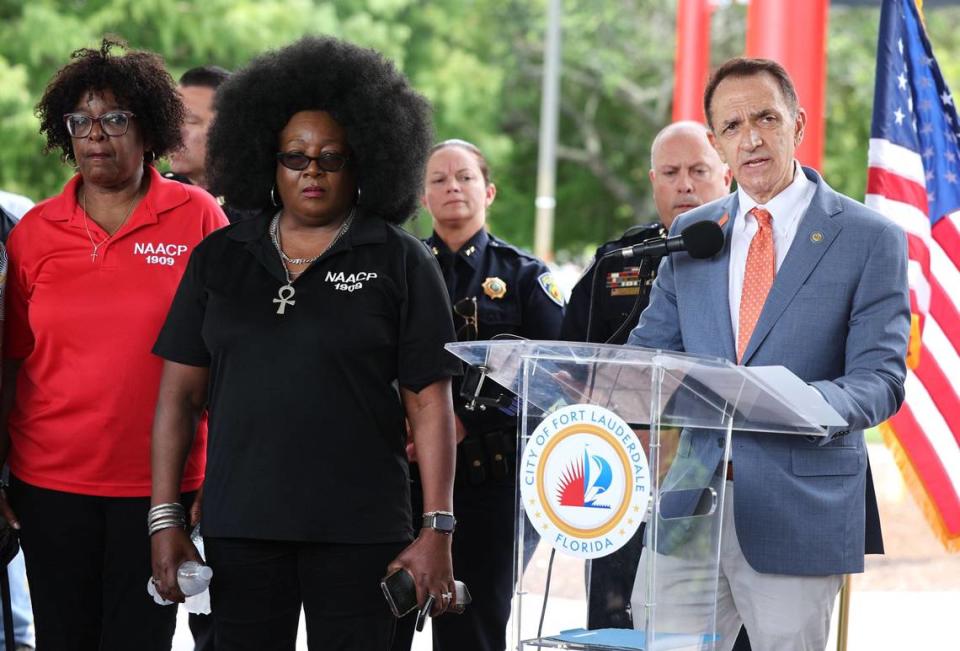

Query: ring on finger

[441,591,452,602]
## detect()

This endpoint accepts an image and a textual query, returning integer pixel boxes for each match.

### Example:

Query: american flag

[867,0,960,551]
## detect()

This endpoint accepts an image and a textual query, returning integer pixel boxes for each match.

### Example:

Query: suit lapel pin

[431,246,439,255]
[810,231,824,243]
[465,245,476,256]
[717,212,729,228]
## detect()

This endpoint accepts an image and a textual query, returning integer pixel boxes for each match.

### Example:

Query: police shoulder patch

[538,272,565,306]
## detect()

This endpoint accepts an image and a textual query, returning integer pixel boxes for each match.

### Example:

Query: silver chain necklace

[80,189,138,262]
[268,209,354,315]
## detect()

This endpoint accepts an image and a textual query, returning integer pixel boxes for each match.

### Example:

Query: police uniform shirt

[426,228,565,434]
[154,212,460,543]
[561,222,664,345]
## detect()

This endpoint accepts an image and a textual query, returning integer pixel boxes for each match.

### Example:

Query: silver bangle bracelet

[149,515,185,526]
[147,502,187,536]
[148,503,185,521]
[148,520,186,536]
[149,502,185,515]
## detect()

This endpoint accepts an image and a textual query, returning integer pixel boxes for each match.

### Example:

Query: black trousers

[392,475,516,651]
[586,524,646,629]
[204,537,404,651]
[8,476,195,651]
[188,612,216,650]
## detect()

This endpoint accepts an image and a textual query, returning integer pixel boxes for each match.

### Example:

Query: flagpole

[836,575,851,651]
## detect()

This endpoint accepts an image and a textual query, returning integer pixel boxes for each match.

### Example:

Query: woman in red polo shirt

[0,39,227,650]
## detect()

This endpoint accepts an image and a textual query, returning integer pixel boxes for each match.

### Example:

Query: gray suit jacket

[628,167,910,575]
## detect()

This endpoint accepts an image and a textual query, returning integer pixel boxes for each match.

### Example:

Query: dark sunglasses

[276,151,350,172]
[453,297,478,342]
[63,111,135,138]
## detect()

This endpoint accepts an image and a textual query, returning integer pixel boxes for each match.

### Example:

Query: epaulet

[487,234,538,261]
[596,222,664,256]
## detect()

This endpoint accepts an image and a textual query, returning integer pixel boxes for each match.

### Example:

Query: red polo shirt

[4,167,228,496]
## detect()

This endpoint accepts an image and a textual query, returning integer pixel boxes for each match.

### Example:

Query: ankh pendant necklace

[268,209,354,315]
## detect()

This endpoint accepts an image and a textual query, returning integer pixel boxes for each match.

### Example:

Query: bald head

[649,121,732,229]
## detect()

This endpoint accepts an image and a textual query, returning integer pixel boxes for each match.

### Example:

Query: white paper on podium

[747,366,848,430]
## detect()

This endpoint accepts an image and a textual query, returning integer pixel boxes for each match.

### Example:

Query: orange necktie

[737,207,775,362]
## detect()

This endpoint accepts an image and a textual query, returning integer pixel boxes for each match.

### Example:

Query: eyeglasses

[63,111,135,138]
[453,297,478,342]
[276,151,350,172]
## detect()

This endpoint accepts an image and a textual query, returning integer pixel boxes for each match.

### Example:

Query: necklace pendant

[273,284,296,315]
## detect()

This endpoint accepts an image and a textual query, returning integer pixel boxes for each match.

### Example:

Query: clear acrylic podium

[445,341,842,651]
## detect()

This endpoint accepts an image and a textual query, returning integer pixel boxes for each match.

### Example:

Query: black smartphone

[380,568,418,618]
[415,594,435,632]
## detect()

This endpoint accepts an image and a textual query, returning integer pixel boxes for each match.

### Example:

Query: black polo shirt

[154,212,459,543]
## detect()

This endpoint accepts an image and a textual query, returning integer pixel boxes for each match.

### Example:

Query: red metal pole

[745,0,830,169]
[673,0,714,122]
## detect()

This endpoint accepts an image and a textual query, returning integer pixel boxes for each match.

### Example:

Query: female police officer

[394,140,564,651]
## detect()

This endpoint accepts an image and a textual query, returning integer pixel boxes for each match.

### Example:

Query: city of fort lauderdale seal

[521,404,650,559]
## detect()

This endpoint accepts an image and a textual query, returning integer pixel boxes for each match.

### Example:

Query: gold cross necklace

[79,188,139,262]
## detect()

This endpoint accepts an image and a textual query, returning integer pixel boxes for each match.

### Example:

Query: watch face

[433,513,456,532]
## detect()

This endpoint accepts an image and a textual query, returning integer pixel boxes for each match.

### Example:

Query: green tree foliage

[0,0,413,200]
[3,1,960,256]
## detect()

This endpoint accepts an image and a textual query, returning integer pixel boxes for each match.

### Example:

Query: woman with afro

[0,38,227,649]
[150,36,460,649]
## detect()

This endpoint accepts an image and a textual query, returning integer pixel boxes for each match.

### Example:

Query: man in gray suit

[628,58,910,651]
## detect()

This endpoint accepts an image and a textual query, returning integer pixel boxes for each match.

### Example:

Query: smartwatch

[422,510,456,534]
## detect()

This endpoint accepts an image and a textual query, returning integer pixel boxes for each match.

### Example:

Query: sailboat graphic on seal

[556,447,613,509]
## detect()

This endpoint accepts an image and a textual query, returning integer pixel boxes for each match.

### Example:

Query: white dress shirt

[728,162,816,343]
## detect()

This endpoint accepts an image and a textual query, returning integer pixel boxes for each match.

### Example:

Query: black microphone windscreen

[680,220,724,259]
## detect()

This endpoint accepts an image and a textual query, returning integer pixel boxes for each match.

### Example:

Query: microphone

[610,219,724,260]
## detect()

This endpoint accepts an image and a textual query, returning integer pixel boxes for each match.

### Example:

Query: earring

[355,186,362,205]
[271,184,281,207]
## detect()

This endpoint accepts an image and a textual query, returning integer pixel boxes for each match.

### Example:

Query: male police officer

[164,66,255,224]
[167,66,227,188]
[563,121,732,345]
[560,121,733,632]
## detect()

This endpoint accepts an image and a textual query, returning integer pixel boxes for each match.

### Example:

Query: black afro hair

[35,37,184,164]
[206,36,433,224]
